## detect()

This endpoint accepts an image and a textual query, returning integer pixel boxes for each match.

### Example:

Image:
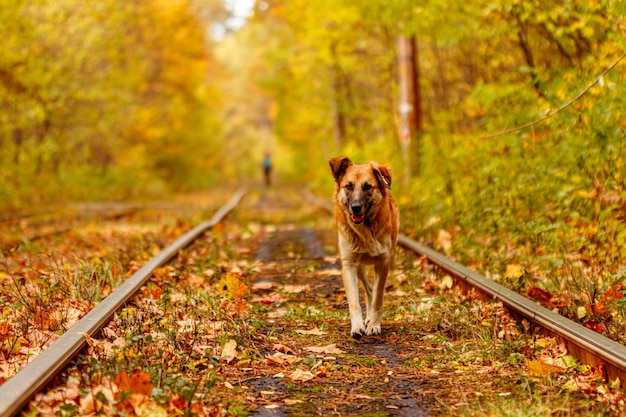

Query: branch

[481,54,626,139]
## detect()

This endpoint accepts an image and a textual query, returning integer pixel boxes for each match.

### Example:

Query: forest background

[2,0,626,310]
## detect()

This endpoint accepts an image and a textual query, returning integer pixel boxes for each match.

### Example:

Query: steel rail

[303,189,626,382]
[0,189,246,417]
[397,235,626,383]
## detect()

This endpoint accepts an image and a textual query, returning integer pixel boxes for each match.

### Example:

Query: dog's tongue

[351,213,365,223]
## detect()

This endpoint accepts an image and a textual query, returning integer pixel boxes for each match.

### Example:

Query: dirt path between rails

[184,188,514,416]
[218,188,432,416]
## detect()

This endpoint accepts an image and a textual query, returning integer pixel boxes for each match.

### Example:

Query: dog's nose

[351,203,363,214]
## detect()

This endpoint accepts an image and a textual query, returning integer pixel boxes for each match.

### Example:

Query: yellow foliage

[218,272,248,300]
[504,264,525,280]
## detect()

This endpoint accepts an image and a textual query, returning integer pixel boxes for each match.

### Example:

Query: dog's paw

[365,319,382,336]
[365,320,382,336]
[350,323,366,339]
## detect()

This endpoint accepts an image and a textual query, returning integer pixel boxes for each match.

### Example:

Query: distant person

[262,153,272,187]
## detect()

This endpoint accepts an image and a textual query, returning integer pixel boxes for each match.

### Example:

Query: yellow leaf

[525,359,562,376]
[504,264,524,280]
[218,272,248,300]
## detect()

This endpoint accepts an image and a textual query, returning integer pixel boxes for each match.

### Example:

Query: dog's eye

[345,183,354,191]
[363,183,372,191]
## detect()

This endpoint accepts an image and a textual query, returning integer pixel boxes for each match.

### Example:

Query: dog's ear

[371,162,392,189]
[329,156,352,183]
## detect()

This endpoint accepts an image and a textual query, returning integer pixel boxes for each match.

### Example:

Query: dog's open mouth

[351,213,365,224]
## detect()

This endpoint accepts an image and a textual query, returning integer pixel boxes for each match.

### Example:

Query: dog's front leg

[342,260,366,338]
[357,264,372,313]
[365,258,390,336]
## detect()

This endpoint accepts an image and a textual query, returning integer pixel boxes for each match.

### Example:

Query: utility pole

[397,35,422,186]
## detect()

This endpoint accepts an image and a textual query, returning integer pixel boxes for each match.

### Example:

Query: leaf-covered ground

[0,196,216,383]
[3,188,625,416]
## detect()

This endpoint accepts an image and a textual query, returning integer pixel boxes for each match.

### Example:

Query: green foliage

[230,1,626,327]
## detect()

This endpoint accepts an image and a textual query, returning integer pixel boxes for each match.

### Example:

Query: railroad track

[0,199,206,249]
[2,187,626,415]
[0,190,246,417]
[0,202,143,247]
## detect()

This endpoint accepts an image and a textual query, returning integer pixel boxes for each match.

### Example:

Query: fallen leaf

[267,308,289,318]
[318,268,341,276]
[526,359,563,376]
[295,328,326,336]
[583,321,607,334]
[252,281,280,291]
[288,369,316,382]
[304,344,345,355]
[272,343,296,354]
[114,370,153,396]
[221,339,237,363]
[505,264,524,280]
[440,275,453,289]
[218,272,248,300]
[284,398,304,405]
[587,302,608,317]
[80,387,114,414]
[527,287,553,303]
[235,359,251,368]
[283,284,308,293]
[266,352,301,365]
[81,332,96,349]
[435,229,452,253]
[601,283,625,302]
[131,371,153,396]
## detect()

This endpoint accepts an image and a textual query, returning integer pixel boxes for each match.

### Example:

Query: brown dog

[329,156,400,338]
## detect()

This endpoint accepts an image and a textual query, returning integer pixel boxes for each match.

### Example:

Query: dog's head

[329,156,392,225]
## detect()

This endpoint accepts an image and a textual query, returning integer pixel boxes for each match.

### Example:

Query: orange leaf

[219,272,248,301]
[130,370,153,396]
[170,394,187,411]
[114,370,153,396]
[601,283,624,302]
[527,287,553,304]
[585,301,610,317]
[114,371,132,393]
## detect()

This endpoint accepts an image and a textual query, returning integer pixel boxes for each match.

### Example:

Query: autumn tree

[0,0,224,207]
